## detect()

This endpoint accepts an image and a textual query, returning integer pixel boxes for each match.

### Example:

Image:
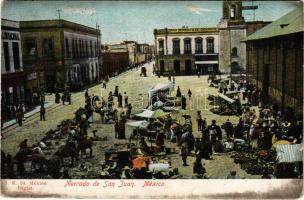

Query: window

[158,40,164,55]
[12,42,20,70]
[184,38,191,54]
[85,41,88,57]
[79,40,82,57]
[93,42,97,57]
[90,41,93,57]
[230,5,236,20]
[65,38,70,58]
[206,38,214,53]
[72,39,75,58]
[3,42,10,71]
[25,39,36,56]
[172,39,180,55]
[195,38,203,54]
[43,38,54,57]
[173,60,180,73]
[75,40,79,58]
[232,47,238,57]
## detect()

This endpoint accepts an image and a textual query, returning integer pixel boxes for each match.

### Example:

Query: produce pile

[231,149,277,175]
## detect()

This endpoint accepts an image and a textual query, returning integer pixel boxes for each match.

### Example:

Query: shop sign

[2,31,20,40]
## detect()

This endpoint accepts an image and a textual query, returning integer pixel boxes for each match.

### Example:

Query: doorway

[159,60,164,75]
[185,60,192,75]
[174,60,180,74]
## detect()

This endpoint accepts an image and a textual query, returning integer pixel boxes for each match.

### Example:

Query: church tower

[218,0,246,74]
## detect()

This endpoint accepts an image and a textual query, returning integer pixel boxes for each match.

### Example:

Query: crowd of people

[1,64,302,179]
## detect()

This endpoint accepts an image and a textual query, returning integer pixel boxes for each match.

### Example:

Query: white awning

[195,61,219,64]
[135,109,154,118]
[276,144,303,163]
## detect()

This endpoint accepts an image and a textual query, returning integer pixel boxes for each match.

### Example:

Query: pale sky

[1,1,300,44]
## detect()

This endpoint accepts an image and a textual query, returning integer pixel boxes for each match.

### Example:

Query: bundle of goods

[231,149,276,175]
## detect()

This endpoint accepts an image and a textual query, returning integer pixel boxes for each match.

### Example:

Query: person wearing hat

[222,119,233,139]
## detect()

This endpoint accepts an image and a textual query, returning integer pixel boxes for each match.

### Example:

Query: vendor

[155,128,165,147]
[139,137,150,154]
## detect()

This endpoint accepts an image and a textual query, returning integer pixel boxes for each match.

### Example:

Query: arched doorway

[231,62,240,74]
[185,60,192,75]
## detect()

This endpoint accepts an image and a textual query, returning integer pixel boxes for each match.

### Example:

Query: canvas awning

[276,144,303,163]
[135,109,154,118]
[218,93,235,104]
[148,82,175,104]
[135,109,166,119]
[195,61,219,64]
[126,120,149,129]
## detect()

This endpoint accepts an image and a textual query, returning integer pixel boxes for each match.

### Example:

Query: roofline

[1,18,19,23]
[20,19,100,35]
[243,30,303,42]
[154,27,219,35]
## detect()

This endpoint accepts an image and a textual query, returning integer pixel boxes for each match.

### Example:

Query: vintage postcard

[1,0,303,199]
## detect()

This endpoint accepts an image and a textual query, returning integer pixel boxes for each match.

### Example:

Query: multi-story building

[122,41,138,66]
[136,43,150,64]
[1,19,25,121]
[154,27,219,75]
[102,44,129,76]
[20,19,101,92]
[245,7,303,116]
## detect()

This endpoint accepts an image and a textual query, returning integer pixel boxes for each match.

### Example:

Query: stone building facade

[245,8,303,116]
[102,44,129,76]
[154,27,219,75]
[20,19,101,92]
[1,19,25,121]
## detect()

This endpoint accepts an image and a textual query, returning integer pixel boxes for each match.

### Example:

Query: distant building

[20,19,101,92]
[137,43,151,64]
[101,44,129,76]
[154,27,219,75]
[1,19,25,121]
[245,7,303,116]
[122,41,138,66]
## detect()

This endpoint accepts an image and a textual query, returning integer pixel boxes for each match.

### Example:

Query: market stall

[148,82,175,105]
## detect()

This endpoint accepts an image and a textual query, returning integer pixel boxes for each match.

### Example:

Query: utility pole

[56,9,62,20]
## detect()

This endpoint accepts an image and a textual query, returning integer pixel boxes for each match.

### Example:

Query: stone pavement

[1,61,260,178]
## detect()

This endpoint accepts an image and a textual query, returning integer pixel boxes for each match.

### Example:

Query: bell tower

[218,0,246,74]
[222,0,245,24]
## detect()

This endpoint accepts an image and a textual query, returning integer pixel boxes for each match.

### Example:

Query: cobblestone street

[2,62,260,178]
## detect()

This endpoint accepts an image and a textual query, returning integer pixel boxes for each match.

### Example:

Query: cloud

[187,6,216,15]
[63,7,96,16]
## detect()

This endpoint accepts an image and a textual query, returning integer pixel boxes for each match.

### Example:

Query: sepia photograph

[1,0,303,198]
